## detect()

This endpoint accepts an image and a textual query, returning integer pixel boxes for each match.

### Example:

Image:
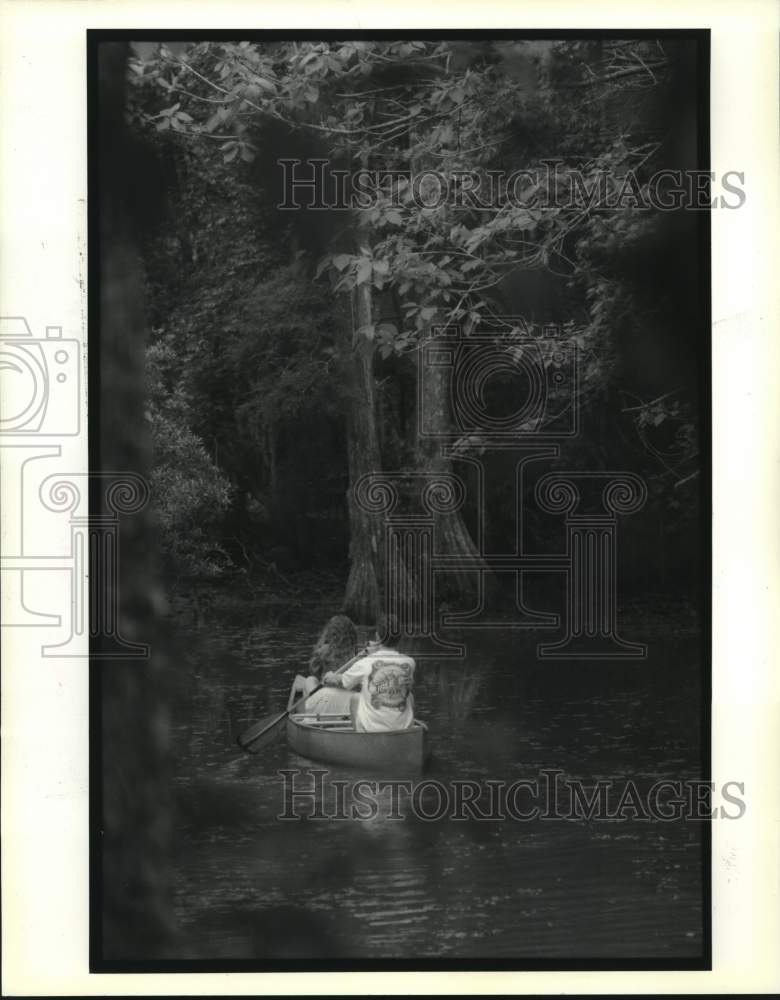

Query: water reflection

[167,599,704,960]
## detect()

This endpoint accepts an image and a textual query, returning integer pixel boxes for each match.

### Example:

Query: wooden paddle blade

[236,710,287,751]
[235,671,350,756]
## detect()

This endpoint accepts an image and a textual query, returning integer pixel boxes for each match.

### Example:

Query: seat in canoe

[286,713,427,773]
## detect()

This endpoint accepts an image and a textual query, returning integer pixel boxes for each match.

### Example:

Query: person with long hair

[288,614,361,715]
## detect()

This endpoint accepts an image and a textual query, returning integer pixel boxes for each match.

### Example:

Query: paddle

[236,647,367,754]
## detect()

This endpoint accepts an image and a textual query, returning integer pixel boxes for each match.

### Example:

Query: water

[166,593,705,960]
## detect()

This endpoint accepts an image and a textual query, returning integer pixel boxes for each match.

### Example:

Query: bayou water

[166,590,705,961]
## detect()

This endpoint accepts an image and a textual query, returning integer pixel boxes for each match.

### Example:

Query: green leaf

[332,254,352,272]
[385,210,403,226]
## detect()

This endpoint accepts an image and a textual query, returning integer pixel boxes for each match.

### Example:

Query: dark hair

[377,613,402,649]
[308,614,358,677]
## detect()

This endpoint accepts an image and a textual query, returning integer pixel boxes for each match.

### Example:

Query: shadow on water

[165,594,705,960]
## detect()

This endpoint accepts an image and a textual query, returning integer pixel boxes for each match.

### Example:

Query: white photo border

[1,0,778,994]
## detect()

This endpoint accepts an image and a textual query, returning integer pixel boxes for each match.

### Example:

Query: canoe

[286,713,428,773]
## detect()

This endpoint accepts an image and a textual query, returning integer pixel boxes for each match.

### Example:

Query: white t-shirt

[339,647,415,732]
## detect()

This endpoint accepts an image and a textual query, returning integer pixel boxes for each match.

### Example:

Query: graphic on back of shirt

[366,660,413,711]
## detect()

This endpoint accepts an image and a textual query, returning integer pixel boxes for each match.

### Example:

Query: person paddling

[289,614,361,715]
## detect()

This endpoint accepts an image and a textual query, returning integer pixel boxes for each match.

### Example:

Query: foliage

[129,40,690,411]
[223,265,345,439]
[129,41,669,329]
[128,36,703,584]
[146,337,233,579]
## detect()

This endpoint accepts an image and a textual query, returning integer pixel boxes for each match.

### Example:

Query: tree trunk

[98,41,174,959]
[340,275,384,623]
[415,334,488,598]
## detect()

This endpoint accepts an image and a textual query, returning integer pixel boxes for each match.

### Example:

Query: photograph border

[86,26,712,975]
[3,1,778,994]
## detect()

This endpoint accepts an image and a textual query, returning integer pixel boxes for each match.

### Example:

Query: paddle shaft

[237,647,366,751]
